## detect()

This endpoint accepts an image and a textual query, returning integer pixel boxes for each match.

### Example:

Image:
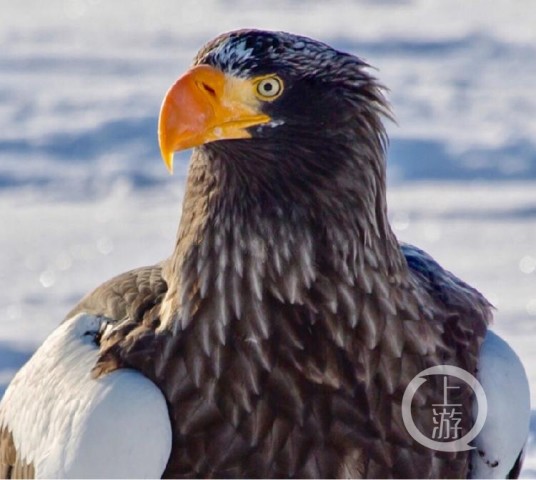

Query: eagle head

[158,29,390,181]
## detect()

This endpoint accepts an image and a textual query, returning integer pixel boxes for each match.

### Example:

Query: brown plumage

[0,30,494,478]
[0,429,34,479]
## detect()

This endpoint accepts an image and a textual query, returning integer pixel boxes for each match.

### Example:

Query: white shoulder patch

[0,313,172,478]
[471,330,531,478]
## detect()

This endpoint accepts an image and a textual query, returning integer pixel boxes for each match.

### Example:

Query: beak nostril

[199,82,216,98]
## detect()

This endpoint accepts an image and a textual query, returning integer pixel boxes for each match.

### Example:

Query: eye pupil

[256,77,282,99]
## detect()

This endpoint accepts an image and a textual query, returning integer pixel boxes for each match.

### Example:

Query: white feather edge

[0,313,172,479]
[471,329,531,479]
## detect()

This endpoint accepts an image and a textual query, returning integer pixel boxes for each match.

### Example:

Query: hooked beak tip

[162,149,174,174]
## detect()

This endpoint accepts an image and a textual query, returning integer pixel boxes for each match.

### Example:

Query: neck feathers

[160,146,405,339]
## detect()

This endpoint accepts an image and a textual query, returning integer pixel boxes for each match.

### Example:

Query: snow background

[1,0,534,475]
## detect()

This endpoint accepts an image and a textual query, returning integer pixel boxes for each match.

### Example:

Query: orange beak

[158,65,271,173]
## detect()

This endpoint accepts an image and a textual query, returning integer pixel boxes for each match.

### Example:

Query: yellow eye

[255,76,283,100]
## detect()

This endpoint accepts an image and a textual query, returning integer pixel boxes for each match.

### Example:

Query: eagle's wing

[0,267,172,478]
[402,244,530,479]
[472,330,531,479]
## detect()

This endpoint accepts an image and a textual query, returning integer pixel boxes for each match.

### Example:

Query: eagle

[0,29,530,479]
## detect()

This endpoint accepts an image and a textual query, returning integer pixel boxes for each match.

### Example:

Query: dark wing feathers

[64,263,168,325]
[402,243,493,317]
[402,242,492,362]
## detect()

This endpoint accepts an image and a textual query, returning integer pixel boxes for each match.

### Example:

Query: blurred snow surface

[0,0,535,475]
